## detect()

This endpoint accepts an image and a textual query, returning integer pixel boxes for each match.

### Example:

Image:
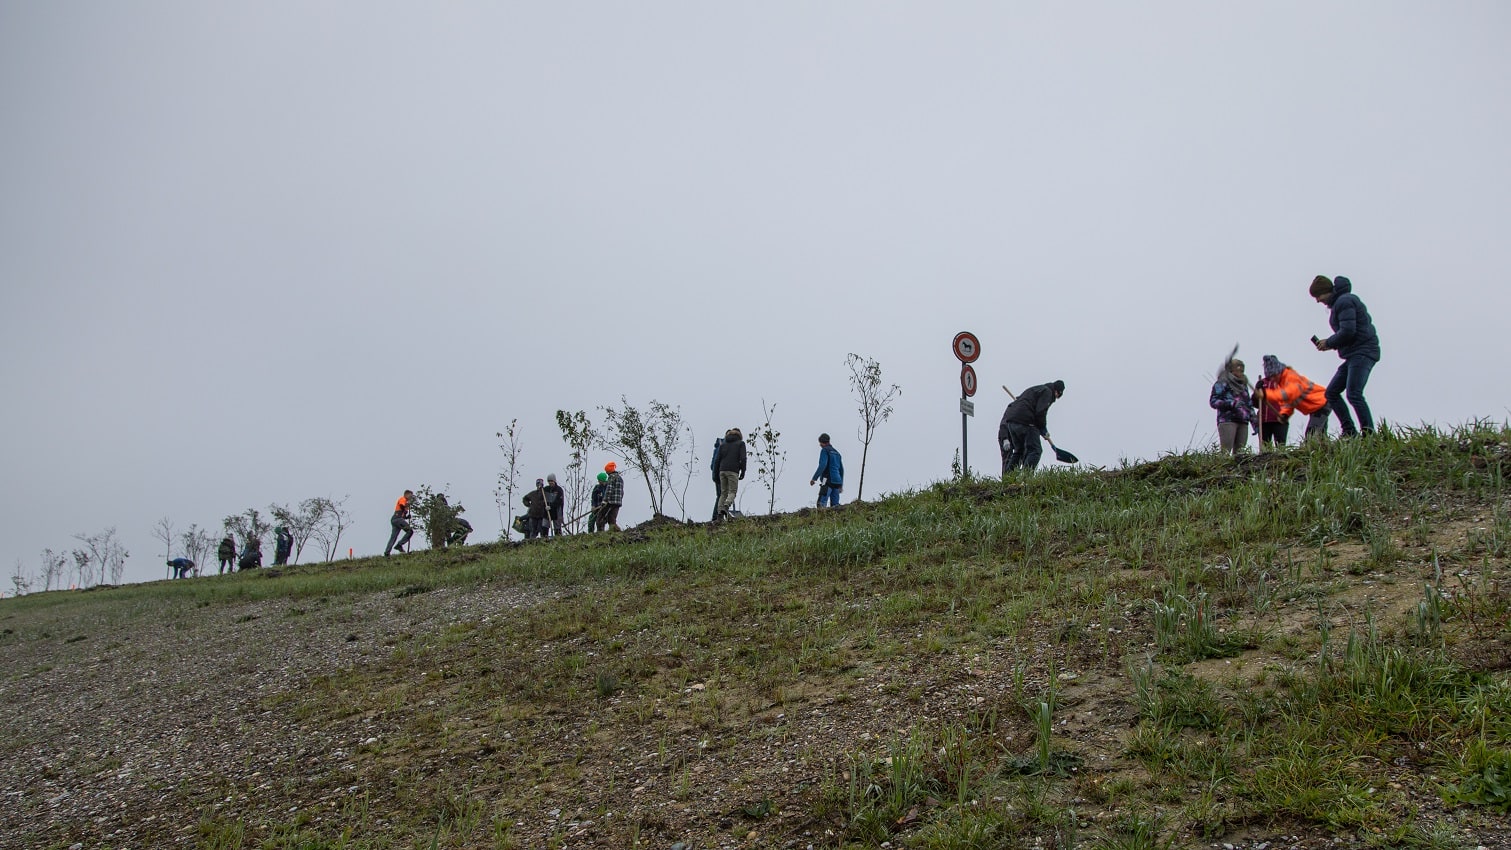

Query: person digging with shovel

[998,380,1065,475]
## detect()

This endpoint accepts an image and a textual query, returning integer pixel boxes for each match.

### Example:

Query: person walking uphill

[1310,275,1382,436]
[810,433,844,507]
[715,428,747,520]
[1255,354,1330,444]
[217,535,237,575]
[385,489,415,556]
[1210,350,1257,456]
[598,462,625,532]
[999,381,1064,474]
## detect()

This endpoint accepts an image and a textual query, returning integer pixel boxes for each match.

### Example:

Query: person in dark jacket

[810,433,845,507]
[237,538,262,570]
[708,435,726,521]
[1310,275,1382,436]
[1210,351,1257,456]
[522,479,554,540]
[273,525,294,566]
[715,428,747,520]
[587,472,608,532]
[999,381,1064,474]
[544,473,567,537]
[446,516,472,547]
[217,535,237,574]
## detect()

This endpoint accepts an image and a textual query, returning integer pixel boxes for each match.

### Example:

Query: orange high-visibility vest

[1261,368,1327,416]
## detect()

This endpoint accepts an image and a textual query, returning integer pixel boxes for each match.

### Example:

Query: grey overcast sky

[2,2,1508,587]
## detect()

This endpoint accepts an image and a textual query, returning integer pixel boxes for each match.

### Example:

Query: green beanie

[597,472,608,482]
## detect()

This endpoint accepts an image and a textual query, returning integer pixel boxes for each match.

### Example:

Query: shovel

[1002,385,1079,464]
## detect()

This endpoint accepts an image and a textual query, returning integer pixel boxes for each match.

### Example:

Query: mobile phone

[1311,335,1321,346]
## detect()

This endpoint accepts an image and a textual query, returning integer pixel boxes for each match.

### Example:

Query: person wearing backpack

[810,433,844,507]
[1310,275,1382,436]
[217,535,237,574]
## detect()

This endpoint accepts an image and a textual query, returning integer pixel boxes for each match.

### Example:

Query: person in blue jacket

[1309,275,1382,436]
[810,433,845,507]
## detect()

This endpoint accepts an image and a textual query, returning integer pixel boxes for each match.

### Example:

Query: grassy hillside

[3,423,1511,850]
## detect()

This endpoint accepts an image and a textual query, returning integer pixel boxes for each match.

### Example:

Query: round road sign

[952,331,981,364]
[961,364,978,397]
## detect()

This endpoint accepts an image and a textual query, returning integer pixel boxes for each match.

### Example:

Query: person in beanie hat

[810,433,845,507]
[998,381,1064,474]
[587,471,608,532]
[599,462,625,531]
[1209,347,1257,456]
[1310,275,1381,436]
[1253,356,1287,447]
[521,478,552,540]
[1255,354,1331,444]
[544,473,566,536]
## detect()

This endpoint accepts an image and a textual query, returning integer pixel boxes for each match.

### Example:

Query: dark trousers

[525,517,550,539]
[219,557,234,574]
[1001,422,1043,474]
[1326,355,1377,435]
[385,513,413,555]
[1260,420,1289,446]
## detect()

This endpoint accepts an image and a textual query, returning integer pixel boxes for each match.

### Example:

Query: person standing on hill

[1210,351,1257,456]
[810,433,845,507]
[522,479,552,540]
[999,380,1064,474]
[385,489,415,556]
[544,473,567,536]
[708,433,726,521]
[1310,275,1382,436]
[1255,354,1330,444]
[587,472,608,532]
[273,525,294,566]
[238,537,262,570]
[715,428,746,520]
[217,535,237,574]
[598,462,625,531]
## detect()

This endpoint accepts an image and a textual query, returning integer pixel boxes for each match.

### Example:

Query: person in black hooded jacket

[715,428,746,520]
[998,381,1063,474]
[1310,275,1381,436]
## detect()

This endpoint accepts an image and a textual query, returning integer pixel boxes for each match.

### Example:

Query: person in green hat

[587,471,609,533]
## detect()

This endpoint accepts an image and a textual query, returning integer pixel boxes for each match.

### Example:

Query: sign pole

[952,332,981,480]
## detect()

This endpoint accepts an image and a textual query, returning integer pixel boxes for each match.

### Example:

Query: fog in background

[2,3,1508,587]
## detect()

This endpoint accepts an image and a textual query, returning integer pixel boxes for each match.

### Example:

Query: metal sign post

[952,332,980,478]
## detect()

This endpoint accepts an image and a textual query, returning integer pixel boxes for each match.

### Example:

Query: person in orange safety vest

[1254,355,1329,444]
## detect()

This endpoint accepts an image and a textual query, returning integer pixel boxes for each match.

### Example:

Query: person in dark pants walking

[709,434,726,521]
[999,381,1064,474]
[810,433,844,507]
[385,490,415,556]
[1310,275,1381,436]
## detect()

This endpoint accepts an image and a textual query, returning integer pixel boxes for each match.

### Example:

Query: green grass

[4,422,1511,848]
